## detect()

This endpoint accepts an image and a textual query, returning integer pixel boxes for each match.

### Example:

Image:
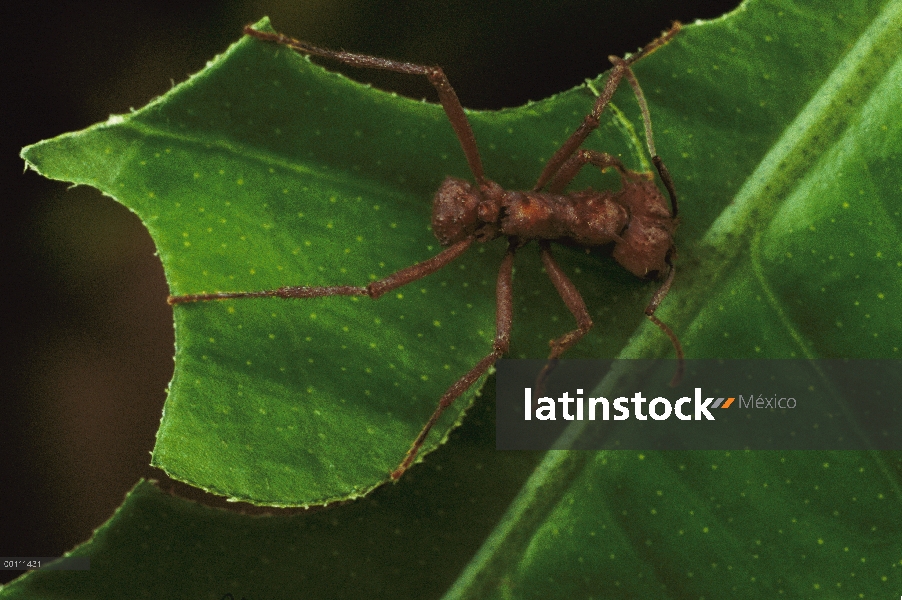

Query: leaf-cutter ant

[169,22,684,480]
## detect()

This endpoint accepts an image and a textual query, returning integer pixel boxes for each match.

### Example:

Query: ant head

[431,176,482,246]
[612,178,678,280]
[612,226,675,280]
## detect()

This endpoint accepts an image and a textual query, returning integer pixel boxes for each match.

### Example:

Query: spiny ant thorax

[430,175,677,280]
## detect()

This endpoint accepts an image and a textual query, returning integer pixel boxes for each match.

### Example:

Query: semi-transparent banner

[495,359,901,450]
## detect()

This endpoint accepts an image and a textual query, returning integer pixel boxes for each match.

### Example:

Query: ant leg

[533,63,627,192]
[652,156,679,217]
[533,241,594,396]
[644,257,684,386]
[547,149,649,195]
[391,240,516,480]
[168,237,474,305]
[533,22,681,193]
[244,26,486,186]
[541,242,593,357]
[609,58,679,217]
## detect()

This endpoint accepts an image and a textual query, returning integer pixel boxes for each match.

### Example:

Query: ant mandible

[169,22,684,480]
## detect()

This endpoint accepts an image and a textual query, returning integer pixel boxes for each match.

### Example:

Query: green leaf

[21,16,686,504]
[10,0,902,597]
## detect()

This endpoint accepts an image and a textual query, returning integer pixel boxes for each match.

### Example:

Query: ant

[169,22,684,481]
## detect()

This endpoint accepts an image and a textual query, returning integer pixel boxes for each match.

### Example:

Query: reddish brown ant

[168,22,684,480]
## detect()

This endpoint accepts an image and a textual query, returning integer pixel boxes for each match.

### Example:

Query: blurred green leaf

[10,0,902,597]
[0,395,544,600]
[446,0,902,596]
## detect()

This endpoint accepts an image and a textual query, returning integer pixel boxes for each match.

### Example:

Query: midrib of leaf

[443,3,902,597]
[631,0,902,358]
[703,0,901,247]
[717,0,902,387]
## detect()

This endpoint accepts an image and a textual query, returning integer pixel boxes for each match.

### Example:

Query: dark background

[3,0,742,584]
